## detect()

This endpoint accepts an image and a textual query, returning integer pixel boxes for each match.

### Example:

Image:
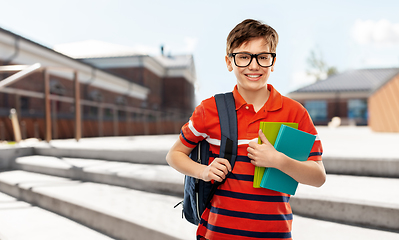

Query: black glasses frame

[228,52,276,68]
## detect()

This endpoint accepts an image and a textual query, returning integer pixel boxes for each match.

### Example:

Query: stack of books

[254,122,316,195]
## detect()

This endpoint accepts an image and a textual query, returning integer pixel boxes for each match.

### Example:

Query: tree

[307,49,338,81]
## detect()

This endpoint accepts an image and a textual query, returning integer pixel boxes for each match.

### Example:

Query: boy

[166,19,326,240]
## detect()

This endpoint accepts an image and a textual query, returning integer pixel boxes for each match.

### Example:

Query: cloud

[352,19,399,45]
[361,55,399,67]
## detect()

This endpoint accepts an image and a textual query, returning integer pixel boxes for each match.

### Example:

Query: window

[89,90,103,102]
[21,97,29,110]
[118,110,126,120]
[89,106,98,116]
[305,100,327,121]
[104,108,113,120]
[348,99,367,120]
[50,79,66,95]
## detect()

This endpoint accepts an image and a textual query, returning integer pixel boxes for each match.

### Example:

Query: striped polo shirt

[180,84,323,240]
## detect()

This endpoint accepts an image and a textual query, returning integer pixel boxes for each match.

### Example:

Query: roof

[153,55,193,69]
[291,68,399,93]
[54,40,194,69]
[0,26,150,99]
[0,26,98,70]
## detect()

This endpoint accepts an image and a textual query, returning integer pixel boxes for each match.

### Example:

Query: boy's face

[225,37,275,94]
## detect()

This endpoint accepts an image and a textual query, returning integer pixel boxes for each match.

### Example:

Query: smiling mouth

[245,74,262,78]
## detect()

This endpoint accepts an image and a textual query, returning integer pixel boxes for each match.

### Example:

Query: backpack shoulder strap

[214,92,238,169]
[204,92,238,205]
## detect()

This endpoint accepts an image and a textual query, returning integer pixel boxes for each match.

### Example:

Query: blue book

[253,122,298,188]
[260,125,316,195]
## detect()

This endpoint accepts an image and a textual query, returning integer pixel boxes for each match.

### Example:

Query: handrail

[0,86,176,115]
[0,63,80,142]
[0,65,30,72]
[9,108,21,143]
[0,63,42,90]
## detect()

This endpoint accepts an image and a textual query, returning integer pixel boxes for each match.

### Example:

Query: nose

[248,56,260,70]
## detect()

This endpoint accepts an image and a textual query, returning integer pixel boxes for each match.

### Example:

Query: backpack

[180,92,238,225]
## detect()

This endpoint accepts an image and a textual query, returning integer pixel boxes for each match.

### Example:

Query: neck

[238,85,270,112]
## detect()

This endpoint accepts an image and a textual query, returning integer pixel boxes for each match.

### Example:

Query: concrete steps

[1,129,398,239]
[0,170,197,240]
[13,155,183,197]
[291,215,399,240]
[0,191,115,240]
[293,175,399,231]
[24,134,399,177]
[8,155,399,233]
[1,170,398,240]
[29,135,176,165]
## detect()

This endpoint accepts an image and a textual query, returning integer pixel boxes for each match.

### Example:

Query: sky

[1,0,399,104]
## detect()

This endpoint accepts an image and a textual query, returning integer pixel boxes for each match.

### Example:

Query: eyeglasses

[228,52,276,68]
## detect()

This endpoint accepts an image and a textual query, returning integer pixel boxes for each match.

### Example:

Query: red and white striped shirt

[180,84,323,240]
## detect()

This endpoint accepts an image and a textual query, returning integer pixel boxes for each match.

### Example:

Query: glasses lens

[257,53,273,67]
[234,53,252,67]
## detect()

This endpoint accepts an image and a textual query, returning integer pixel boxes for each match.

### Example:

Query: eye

[258,55,270,60]
[238,55,249,60]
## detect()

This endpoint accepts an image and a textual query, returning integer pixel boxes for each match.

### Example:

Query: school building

[287,68,399,132]
[0,27,196,141]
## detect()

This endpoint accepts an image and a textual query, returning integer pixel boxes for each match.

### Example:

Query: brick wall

[102,67,162,110]
[163,76,195,114]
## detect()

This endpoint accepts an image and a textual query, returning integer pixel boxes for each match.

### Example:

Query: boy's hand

[247,129,281,168]
[201,158,231,182]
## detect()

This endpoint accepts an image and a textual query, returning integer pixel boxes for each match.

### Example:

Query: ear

[271,57,276,72]
[225,55,233,72]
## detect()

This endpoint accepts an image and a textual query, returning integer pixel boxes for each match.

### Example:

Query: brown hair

[226,19,279,55]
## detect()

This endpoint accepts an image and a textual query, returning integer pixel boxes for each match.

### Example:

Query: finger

[204,165,224,182]
[247,146,254,155]
[213,168,227,180]
[258,129,271,146]
[248,140,257,148]
[210,165,229,181]
[247,152,254,160]
[213,175,224,182]
[210,159,229,177]
[215,158,232,172]
[213,163,229,177]
[210,171,224,182]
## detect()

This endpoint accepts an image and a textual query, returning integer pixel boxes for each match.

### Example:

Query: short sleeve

[299,110,323,161]
[179,101,209,148]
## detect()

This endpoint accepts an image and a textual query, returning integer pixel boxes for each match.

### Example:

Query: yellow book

[253,122,298,188]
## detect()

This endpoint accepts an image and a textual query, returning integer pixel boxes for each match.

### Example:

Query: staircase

[0,128,398,240]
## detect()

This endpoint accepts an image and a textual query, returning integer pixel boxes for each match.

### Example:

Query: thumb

[258,129,272,146]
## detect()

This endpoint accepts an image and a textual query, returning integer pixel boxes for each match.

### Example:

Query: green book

[260,125,316,195]
[253,122,298,188]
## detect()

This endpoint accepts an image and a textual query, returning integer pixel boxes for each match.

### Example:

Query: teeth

[247,75,260,78]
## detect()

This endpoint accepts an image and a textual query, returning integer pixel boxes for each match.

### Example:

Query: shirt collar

[232,84,283,112]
